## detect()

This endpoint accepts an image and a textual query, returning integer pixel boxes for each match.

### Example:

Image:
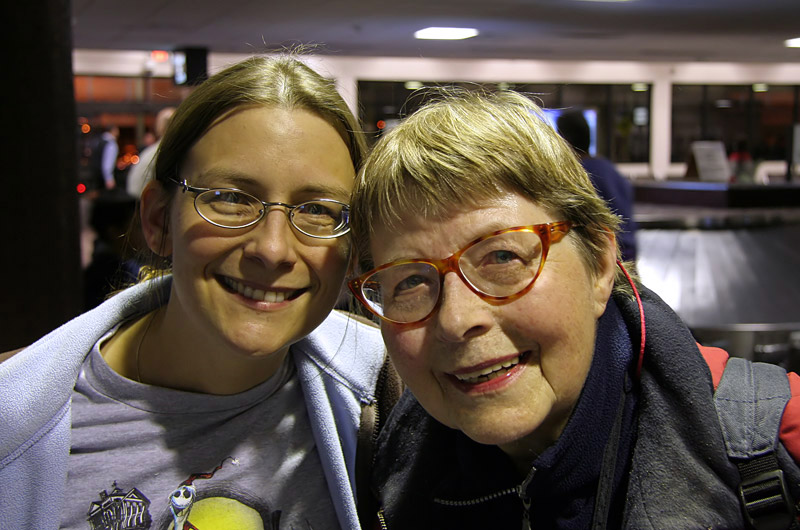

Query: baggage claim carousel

[633,181,800,370]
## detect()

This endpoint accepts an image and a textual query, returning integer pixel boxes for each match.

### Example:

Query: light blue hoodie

[0,276,385,529]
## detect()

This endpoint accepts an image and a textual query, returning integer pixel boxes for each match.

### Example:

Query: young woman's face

[370,193,616,464]
[157,106,354,362]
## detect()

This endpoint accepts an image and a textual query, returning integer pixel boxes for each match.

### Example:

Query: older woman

[347,90,800,529]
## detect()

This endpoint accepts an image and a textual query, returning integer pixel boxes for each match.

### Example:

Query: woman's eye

[300,202,334,217]
[395,274,427,293]
[487,250,519,265]
[212,191,245,204]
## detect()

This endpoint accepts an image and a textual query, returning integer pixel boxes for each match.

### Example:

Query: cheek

[169,206,220,257]
[381,326,428,379]
[310,243,350,285]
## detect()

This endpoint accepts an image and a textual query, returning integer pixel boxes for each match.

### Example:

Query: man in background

[90,125,119,193]
[557,109,638,263]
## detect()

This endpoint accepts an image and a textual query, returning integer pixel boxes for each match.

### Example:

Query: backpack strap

[714,356,799,530]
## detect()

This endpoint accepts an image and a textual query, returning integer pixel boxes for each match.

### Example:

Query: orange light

[131,155,140,165]
[81,123,91,134]
[151,50,169,63]
[377,120,386,130]
[77,183,87,194]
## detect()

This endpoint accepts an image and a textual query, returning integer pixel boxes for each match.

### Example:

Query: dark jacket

[582,157,637,263]
[371,286,800,529]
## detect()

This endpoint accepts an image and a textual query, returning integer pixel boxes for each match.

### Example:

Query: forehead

[181,106,354,200]
[369,193,555,265]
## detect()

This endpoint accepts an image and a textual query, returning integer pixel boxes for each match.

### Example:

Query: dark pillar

[0,0,83,350]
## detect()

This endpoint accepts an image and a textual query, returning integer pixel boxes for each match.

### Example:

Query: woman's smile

[218,275,308,305]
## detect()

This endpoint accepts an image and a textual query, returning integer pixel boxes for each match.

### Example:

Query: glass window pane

[358,80,651,163]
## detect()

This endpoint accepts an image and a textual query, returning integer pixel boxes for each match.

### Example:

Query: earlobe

[140,180,173,257]
[592,230,617,317]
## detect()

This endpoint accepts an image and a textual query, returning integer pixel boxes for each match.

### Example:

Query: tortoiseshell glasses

[348,221,573,325]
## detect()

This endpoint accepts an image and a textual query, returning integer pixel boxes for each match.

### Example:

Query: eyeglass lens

[360,229,544,323]
[195,189,347,236]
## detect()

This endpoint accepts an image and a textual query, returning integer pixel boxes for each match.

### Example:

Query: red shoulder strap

[698,343,800,463]
[699,344,728,390]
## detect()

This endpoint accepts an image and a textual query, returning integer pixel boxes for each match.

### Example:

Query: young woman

[0,55,390,530]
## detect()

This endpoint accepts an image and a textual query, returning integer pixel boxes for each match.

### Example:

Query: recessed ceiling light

[785,37,800,48]
[414,27,479,40]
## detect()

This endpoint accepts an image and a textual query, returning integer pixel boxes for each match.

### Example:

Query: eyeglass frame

[348,221,574,326]
[167,177,351,239]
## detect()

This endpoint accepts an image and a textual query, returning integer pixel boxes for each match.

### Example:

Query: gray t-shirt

[61,326,338,530]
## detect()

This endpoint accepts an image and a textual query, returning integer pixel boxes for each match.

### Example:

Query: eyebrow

[378,221,549,264]
[192,168,351,201]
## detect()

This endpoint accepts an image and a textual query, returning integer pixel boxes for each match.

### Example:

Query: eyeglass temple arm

[167,176,190,192]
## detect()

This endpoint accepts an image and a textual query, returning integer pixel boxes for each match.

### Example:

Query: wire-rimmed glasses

[348,221,573,325]
[169,177,350,239]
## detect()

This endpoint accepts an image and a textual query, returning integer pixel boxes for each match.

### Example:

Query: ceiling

[71,0,800,64]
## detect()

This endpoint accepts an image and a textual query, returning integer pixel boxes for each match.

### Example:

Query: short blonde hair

[350,88,636,296]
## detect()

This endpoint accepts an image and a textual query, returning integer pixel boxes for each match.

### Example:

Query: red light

[77,183,87,194]
[151,50,169,63]
[377,120,386,130]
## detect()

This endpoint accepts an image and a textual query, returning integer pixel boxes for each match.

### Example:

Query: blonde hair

[350,88,636,296]
[155,54,366,188]
[136,53,366,279]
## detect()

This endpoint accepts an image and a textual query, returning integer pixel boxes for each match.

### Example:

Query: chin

[463,427,533,448]
[454,412,545,448]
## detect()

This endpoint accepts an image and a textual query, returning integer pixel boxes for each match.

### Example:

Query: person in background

[127,106,176,197]
[83,192,141,309]
[91,124,120,192]
[0,54,394,530]
[557,109,637,262]
[347,89,800,528]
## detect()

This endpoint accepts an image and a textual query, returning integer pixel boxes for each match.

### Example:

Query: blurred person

[347,90,800,528]
[0,54,395,530]
[83,191,141,309]
[127,106,176,197]
[557,109,637,262]
[729,139,756,183]
[90,124,120,192]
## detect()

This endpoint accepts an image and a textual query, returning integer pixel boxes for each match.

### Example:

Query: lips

[219,275,306,303]
[449,351,530,386]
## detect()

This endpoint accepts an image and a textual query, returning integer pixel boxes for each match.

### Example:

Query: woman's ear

[140,180,173,257]
[592,229,618,318]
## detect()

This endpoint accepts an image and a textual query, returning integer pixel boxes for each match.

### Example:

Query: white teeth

[223,277,289,303]
[454,356,522,383]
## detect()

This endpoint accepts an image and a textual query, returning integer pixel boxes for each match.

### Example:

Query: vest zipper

[519,489,532,530]
[518,466,536,530]
[377,508,388,530]
[433,486,519,506]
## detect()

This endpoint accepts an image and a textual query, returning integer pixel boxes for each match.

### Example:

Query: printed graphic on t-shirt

[85,457,294,529]
[87,484,151,529]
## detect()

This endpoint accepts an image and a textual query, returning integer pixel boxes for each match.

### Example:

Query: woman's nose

[242,207,298,267]
[433,272,493,343]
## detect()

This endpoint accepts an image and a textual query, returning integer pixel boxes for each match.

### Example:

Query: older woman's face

[370,193,615,464]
